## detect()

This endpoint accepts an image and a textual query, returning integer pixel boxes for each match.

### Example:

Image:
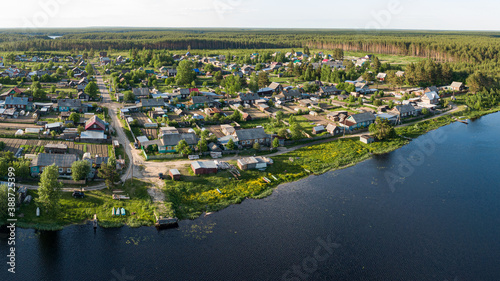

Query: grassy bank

[166,136,408,219]
[13,179,157,230]
[166,104,500,220]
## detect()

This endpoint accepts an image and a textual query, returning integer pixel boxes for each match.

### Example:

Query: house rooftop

[235,127,268,141]
[191,161,217,170]
[57,99,81,108]
[32,153,78,167]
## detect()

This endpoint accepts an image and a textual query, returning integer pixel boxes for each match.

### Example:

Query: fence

[144,152,183,160]
[58,179,86,185]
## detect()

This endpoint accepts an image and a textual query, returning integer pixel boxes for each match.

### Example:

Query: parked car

[72,191,85,199]
[158,173,165,180]
[134,142,139,149]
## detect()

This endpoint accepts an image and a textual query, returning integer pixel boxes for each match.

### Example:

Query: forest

[1,28,499,87]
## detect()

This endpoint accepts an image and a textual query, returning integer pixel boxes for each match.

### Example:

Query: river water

[2,112,500,281]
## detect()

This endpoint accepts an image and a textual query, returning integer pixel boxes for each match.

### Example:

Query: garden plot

[131,112,152,126]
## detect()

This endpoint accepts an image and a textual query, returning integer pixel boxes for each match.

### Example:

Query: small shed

[136,136,149,147]
[44,144,68,154]
[312,125,325,135]
[237,156,272,170]
[191,161,218,175]
[169,169,181,180]
[360,135,375,144]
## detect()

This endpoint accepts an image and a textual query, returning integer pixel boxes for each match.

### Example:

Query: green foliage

[123,91,135,102]
[85,64,95,76]
[68,112,80,124]
[253,142,260,150]
[0,185,8,221]
[369,117,396,140]
[176,60,196,86]
[97,157,120,189]
[272,137,280,148]
[258,71,270,89]
[84,81,99,99]
[226,139,235,150]
[176,139,192,156]
[464,89,499,110]
[71,160,91,181]
[38,164,63,213]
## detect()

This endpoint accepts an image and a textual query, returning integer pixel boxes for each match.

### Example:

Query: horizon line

[1,26,500,33]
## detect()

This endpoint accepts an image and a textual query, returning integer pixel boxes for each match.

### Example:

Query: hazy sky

[2,0,499,31]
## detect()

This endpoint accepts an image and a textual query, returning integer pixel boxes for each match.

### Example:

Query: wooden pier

[154,213,178,229]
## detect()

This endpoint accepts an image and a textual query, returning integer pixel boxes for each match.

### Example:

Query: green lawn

[16,179,162,230]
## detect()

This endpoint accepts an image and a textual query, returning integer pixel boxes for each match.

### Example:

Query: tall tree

[68,112,80,124]
[85,64,95,76]
[85,81,99,99]
[176,60,196,86]
[38,164,63,213]
[71,160,91,181]
[369,117,395,140]
[98,157,120,189]
[258,71,270,89]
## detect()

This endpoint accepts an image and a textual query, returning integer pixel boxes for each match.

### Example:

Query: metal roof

[32,153,78,167]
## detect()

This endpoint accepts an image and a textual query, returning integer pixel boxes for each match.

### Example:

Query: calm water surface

[2,112,500,281]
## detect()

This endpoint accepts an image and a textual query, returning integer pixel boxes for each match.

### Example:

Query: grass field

[16,179,161,230]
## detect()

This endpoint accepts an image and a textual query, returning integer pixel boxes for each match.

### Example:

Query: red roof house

[85,116,107,131]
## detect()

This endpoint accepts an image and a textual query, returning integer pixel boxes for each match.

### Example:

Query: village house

[158,133,198,153]
[133,88,150,99]
[140,99,165,110]
[190,95,218,109]
[78,91,90,101]
[234,127,270,147]
[449,81,466,92]
[424,86,439,94]
[344,112,376,130]
[392,104,418,118]
[316,86,341,97]
[57,99,86,112]
[421,91,440,105]
[5,96,31,110]
[268,82,283,94]
[377,73,387,81]
[221,124,236,136]
[326,123,343,136]
[204,107,222,116]
[85,115,108,132]
[238,92,260,105]
[275,89,301,102]
[30,153,78,176]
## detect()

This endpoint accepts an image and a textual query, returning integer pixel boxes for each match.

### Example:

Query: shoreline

[5,106,500,231]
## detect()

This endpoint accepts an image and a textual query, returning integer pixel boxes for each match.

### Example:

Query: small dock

[454,117,469,125]
[155,213,179,229]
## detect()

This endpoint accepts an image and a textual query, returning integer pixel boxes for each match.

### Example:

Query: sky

[1,0,499,31]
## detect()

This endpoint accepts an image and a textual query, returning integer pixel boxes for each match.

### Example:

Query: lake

[2,112,500,281]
